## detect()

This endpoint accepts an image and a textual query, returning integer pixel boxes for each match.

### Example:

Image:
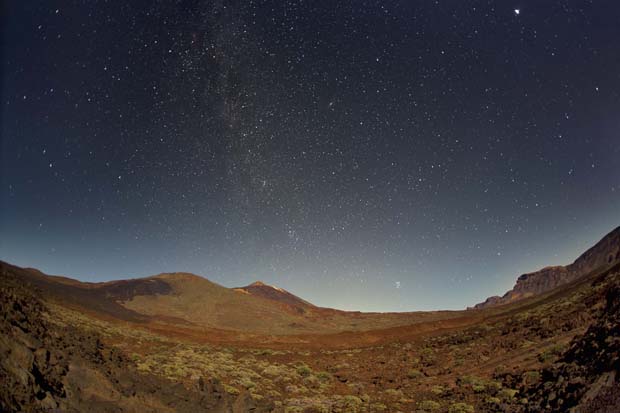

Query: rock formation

[474,227,620,309]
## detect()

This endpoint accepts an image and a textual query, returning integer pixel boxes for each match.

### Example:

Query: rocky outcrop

[474,227,620,309]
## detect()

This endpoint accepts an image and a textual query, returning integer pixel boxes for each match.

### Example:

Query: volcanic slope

[233,281,313,310]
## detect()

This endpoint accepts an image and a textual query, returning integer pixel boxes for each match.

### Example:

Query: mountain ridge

[473,226,620,309]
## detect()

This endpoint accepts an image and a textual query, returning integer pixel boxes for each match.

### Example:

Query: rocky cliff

[474,227,620,309]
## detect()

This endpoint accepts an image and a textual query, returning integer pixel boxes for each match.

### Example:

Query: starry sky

[2,1,619,311]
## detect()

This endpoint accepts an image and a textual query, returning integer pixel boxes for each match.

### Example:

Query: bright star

[514,9,520,15]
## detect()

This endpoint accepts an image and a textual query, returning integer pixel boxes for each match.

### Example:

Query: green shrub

[297,364,312,377]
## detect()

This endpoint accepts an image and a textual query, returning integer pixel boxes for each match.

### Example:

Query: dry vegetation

[41,266,618,412]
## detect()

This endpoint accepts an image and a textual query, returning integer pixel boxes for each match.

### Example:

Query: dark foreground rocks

[514,268,620,412]
[0,268,279,412]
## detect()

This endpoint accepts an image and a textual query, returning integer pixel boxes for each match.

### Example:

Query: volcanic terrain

[1,227,619,412]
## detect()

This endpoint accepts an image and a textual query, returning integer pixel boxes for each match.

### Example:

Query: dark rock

[517,276,620,412]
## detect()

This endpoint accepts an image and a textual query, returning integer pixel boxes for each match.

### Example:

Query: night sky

[2,1,619,311]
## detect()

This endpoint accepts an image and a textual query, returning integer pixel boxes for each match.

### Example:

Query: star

[3,0,619,313]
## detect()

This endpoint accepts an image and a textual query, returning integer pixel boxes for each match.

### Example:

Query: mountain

[233,281,313,310]
[0,261,463,338]
[120,272,324,334]
[473,226,620,309]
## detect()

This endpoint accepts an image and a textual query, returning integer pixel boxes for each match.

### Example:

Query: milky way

[2,1,619,311]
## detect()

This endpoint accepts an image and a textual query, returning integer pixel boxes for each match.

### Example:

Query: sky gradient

[2,1,619,311]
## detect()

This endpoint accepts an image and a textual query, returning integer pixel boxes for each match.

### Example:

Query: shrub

[407,369,424,379]
[384,388,404,398]
[370,403,387,411]
[487,381,502,393]
[343,395,363,410]
[458,375,484,387]
[297,364,312,377]
[418,400,441,411]
[223,384,240,395]
[498,388,518,400]
[486,396,501,405]
[136,362,151,372]
[448,402,475,413]
[316,371,332,383]
[537,344,566,362]
[304,375,320,388]
[235,377,256,389]
[421,347,436,365]
[430,385,445,396]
